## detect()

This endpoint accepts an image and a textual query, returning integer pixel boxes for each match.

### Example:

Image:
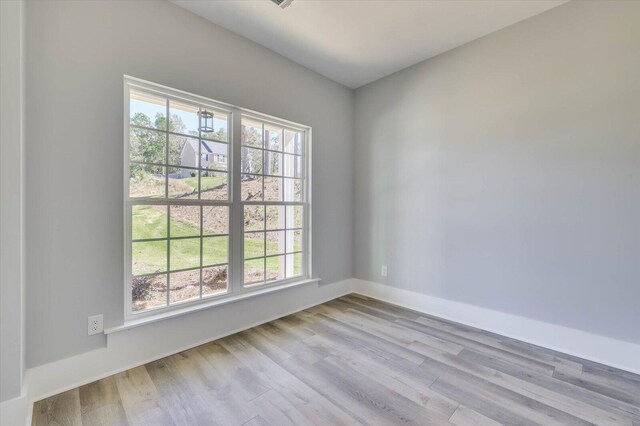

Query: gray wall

[1,0,25,402]
[25,0,354,367]
[354,1,640,344]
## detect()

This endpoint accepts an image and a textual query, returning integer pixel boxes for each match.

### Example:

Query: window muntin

[125,78,310,317]
[241,116,306,287]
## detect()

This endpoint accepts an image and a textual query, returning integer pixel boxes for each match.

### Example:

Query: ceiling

[171,0,568,89]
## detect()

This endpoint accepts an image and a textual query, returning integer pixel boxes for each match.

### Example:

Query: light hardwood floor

[32,294,640,425]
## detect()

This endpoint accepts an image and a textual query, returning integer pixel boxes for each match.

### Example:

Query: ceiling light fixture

[270,0,294,9]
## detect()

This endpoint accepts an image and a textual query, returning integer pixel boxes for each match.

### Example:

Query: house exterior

[180,139,227,177]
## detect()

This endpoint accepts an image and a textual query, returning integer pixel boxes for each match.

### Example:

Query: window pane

[286,229,302,253]
[244,232,264,259]
[199,171,228,201]
[266,231,285,256]
[244,258,264,285]
[202,265,228,297]
[170,238,200,271]
[168,134,198,168]
[169,100,199,136]
[132,205,167,240]
[203,236,228,266]
[265,151,282,176]
[244,205,265,231]
[242,118,262,148]
[167,169,228,200]
[203,206,228,235]
[242,175,262,201]
[201,141,228,171]
[265,125,282,151]
[202,113,229,142]
[264,177,283,202]
[284,130,302,155]
[266,255,285,282]
[132,274,167,312]
[132,240,167,275]
[168,168,199,199]
[286,205,303,229]
[130,90,166,130]
[170,205,200,238]
[266,205,284,230]
[130,128,165,165]
[283,154,302,178]
[169,269,200,304]
[286,253,302,278]
[283,178,302,202]
[241,147,263,174]
[130,164,166,199]
[128,86,309,314]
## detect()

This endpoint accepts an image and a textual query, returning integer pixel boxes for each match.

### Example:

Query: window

[125,77,310,317]
[241,118,305,286]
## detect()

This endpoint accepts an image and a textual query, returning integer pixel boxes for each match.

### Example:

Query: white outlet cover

[381,265,388,277]
[88,314,104,336]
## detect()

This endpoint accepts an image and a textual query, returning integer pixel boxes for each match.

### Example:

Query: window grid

[241,115,306,287]
[126,77,310,318]
[130,203,230,313]
[128,85,232,314]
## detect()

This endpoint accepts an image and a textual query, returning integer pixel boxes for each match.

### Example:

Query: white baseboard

[352,279,640,375]
[0,393,28,426]
[24,278,354,415]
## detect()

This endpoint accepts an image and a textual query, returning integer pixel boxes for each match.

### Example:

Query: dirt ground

[162,176,300,237]
[132,266,227,312]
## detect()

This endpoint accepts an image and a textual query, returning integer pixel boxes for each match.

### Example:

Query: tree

[130,112,165,178]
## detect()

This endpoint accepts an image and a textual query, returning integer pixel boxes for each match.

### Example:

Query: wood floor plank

[449,405,503,426]
[113,366,174,425]
[430,373,538,426]
[241,415,269,426]
[33,388,82,426]
[78,376,128,426]
[328,301,465,354]
[169,347,259,425]
[582,363,640,385]
[321,337,460,418]
[399,317,557,377]
[196,341,272,402]
[32,295,640,426]
[347,295,583,375]
[249,389,314,426]
[302,331,441,399]
[280,354,451,426]
[144,356,204,425]
[414,341,636,425]
[309,312,427,365]
[254,322,324,364]
[218,333,358,425]
[270,316,316,339]
[581,365,640,396]
[428,363,591,426]
[552,369,640,407]
[237,328,293,363]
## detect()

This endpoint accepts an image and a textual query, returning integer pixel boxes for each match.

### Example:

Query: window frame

[123,76,312,320]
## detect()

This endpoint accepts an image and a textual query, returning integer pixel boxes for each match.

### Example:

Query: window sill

[105,277,321,335]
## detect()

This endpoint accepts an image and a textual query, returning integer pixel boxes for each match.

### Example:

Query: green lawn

[131,205,300,277]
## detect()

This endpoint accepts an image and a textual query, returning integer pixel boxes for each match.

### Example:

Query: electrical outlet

[88,314,103,336]
[381,265,387,277]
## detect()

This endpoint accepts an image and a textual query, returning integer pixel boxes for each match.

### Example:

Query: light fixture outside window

[199,110,214,133]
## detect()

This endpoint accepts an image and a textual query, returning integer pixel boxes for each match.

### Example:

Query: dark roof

[186,139,227,156]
